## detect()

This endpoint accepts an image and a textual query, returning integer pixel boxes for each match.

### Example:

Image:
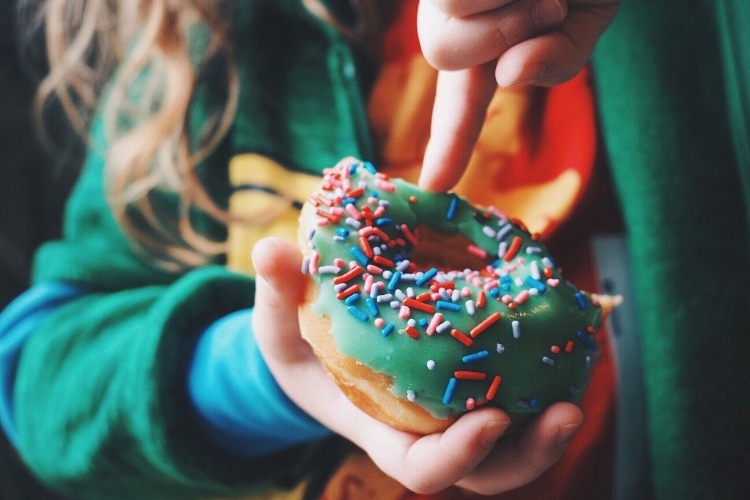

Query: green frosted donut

[301,158,606,428]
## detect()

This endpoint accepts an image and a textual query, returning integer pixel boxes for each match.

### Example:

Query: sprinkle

[576,330,597,350]
[347,306,368,322]
[359,236,374,258]
[450,329,474,347]
[496,343,505,354]
[373,318,385,328]
[426,313,443,335]
[496,224,513,241]
[407,390,417,402]
[565,340,575,353]
[381,323,395,337]
[482,226,497,238]
[465,300,477,316]
[404,325,420,339]
[416,267,438,287]
[333,266,364,285]
[446,194,459,220]
[512,321,521,339]
[467,244,488,259]
[470,312,502,338]
[375,178,396,192]
[575,292,587,310]
[436,300,461,312]
[524,276,547,293]
[530,261,541,280]
[373,255,394,268]
[399,224,418,246]
[376,293,393,303]
[426,360,436,370]
[461,350,489,363]
[547,278,560,287]
[466,398,476,410]
[350,247,369,265]
[344,293,360,305]
[387,270,402,291]
[436,320,452,334]
[366,264,384,275]
[485,376,502,401]
[336,284,361,301]
[366,298,380,316]
[399,305,411,319]
[442,377,458,405]
[503,236,523,261]
[454,370,487,380]
[345,217,361,229]
[301,256,310,275]
[476,290,487,308]
[402,297,435,314]
[514,290,530,304]
[309,252,320,275]
[542,356,555,366]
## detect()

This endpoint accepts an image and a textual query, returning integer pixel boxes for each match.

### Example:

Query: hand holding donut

[417,0,622,191]
[252,236,585,495]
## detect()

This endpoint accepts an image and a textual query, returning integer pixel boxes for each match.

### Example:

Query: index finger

[418,62,497,192]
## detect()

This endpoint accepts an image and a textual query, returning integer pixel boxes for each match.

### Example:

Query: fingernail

[497,61,547,88]
[480,419,511,447]
[555,421,583,447]
[533,0,566,30]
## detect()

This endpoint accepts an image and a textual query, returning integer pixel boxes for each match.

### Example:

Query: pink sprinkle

[399,305,411,319]
[375,179,396,192]
[315,218,329,227]
[309,252,320,275]
[374,318,385,328]
[501,295,513,304]
[547,278,560,287]
[461,287,472,298]
[334,258,345,268]
[514,290,530,304]
[367,264,384,275]
[466,398,476,410]
[426,313,444,335]
[345,203,361,220]
[467,244,487,259]
[364,274,375,293]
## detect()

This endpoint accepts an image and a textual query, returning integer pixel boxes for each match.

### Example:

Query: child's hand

[417,0,621,191]
[252,237,583,495]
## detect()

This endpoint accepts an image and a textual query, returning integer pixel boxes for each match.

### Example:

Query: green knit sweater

[593,0,750,498]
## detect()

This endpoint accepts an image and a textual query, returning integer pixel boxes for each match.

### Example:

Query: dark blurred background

[1,0,79,498]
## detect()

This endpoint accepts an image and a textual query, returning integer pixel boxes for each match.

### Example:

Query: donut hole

[410,226,490,273]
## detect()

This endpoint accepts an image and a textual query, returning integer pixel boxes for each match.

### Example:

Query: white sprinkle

[426,360,436,370]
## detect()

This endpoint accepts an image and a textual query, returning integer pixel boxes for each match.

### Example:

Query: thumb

[419,62,497,191]
[251,237,310,363]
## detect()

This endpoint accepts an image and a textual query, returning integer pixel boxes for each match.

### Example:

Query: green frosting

[304,159,603,420]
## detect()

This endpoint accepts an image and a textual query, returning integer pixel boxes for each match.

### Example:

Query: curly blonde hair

[24,0,394,271]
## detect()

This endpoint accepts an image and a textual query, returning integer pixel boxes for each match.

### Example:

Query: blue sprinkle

[344,293,361,306]
[496,224,513,241]
[336,227,350,238]
[366,297,380,316]
[436,300,461,312]
[461,350,490,364]
[342,197,357,206]
[351,247,369,265]
[416,267,438,286]
[575,292,587,310]
[381,323,395,337]
[349,161,360,174]
[347,306,368,322]
[525,276,547,293]
[418,318,429,328]
[387,270,402,291]
[376,217,392,227]
[576,330,597,350]
[529,398,540,409]
[442,377,458,405]
[363,161,377,174]
[489,287,500,298]
[542,356,555,366]
[446,194,459,220]
[369,190,379,199]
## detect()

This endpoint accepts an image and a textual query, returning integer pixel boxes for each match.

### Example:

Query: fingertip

[251,237,306,302]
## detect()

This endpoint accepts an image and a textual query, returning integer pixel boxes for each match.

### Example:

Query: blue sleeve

[187,309,332,457]
[0,282,85,446]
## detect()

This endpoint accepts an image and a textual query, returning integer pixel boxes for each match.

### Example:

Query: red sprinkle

[332,266,364,285]
[485,375,502,401]
[565,340,575,353]
[336,284,360,301]
[454,371,487,380]
[503,236,523,261]
[404,325,420,339]
[403,298,436,314]
[450,329,474,347]
[469,312,502,338]
[373,255,394,268]
[476,290,487,309]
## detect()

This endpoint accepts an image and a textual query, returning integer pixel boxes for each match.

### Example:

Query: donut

[298,158,619,435]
